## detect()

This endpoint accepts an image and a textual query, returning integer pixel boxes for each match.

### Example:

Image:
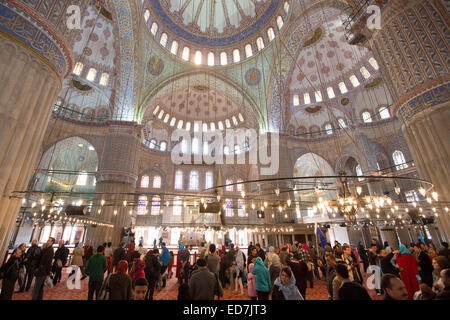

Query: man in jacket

[23,240,40,292]
[81,240,93,280]
[52,240,69,285]
[112,242,127,272]
[32,237,55,300]
[0,247,22,300]
[144,249,161,300]
[205,244,220,276]
[381,274,409,300]
[87,245,107,300]
[189,258,218,300]
[255,243,266,261]
[357,241,369,273]
[412,244,433,287]
[325,254,337,300]
[380,249,400,277]
[160,242,170,288]
[341,245,361,284]
[335,263,372,300]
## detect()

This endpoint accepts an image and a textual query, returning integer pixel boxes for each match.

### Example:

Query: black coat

[54,245,69,266]
[286,256,308,296]
[380,252,400,277]
[113,247,126,266]
[326,265,336,298]
[0,255,20,281]
[271,284,286,300]
[338,281,372,300]
[35,246,54,277]
[145,254,161,280]
[25,245,41,269]
[417,251,433,287]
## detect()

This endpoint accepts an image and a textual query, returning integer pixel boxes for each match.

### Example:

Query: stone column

[86,123,141,247]
[0,1,73,260]
[359,0,450,241]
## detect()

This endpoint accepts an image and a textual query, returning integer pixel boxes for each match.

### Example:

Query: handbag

[44,276,54,289]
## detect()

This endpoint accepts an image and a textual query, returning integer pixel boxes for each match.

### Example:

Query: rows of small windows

[152,106,245,131]
[143,138,167,151]
[360,107,391,123]
[73,62,110,86]
[142,4,289,66]
[292,58,379,106]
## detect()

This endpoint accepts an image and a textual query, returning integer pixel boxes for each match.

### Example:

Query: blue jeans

[31,276,46,300]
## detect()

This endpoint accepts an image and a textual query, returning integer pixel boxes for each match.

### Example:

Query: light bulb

[241,191,245,198]
[166,201,169,207]
[40,198,45,205]
[114,210,117,215]
[101,199,105,206]
[287,199,291,207]
[356,186,362,195]
[123,200,127,207]
[395,186,401,195]
[275,188,280,196]
[201,198,204,204]
[98,209,101,214]
[419,188,426,196]
[264,201,268,208]
[426,197,432,204]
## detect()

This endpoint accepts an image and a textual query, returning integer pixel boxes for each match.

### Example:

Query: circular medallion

[147,56,164,76]
[245,68,262,86]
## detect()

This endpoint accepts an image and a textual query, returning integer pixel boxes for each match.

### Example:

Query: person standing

[112,242,127,272]
[247,241,254,258]
[325,255,337,300]
[357,241,369,273]
[133,277,148,300]
[31,237,55,300]
[255,243,266,261]
[23,240,40,292]
[252,257,272,300]
[271,266,304,300]
[279,246,289,266]
[71,242,85,278]
[52,240,69,286]
[205,244,220,276]
[0,247,22,300]
[341,245,362,284]
[414,244,433,287]
[247,263,257,300]
[335,264,372,300]
[396,244,420,300]
[104,242,113,275]
[265,246,281,285]
[247,247,258,270]
[189,258,218,300]
[144,249,161,300]
[81,241,93,280]
[87,245,107,300]
[379,249,400,277]
[286,252,308,299]
[109,260,132,300]
[160,242,170,288]
[368,245,381,295]
[381,274,409,300]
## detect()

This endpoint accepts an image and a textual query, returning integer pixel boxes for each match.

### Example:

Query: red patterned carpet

[4,268,381,300]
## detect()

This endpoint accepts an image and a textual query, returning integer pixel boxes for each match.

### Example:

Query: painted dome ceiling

[146,0,284,47]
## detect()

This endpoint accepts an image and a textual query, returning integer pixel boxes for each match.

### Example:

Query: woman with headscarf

[302,243,314,288]
[252,257,272,300]
[272,266,304,300]
[264,246,281,285]
[234,246,245,295]
[109,260,132,300]
[286,252,308,299]
[396,244,420,299]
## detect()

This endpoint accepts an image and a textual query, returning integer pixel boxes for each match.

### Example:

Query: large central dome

[143,0,290,65]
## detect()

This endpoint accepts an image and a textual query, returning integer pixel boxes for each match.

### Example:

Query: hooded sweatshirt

[252,257,272,293]
[273,273,304,300]
[265,246,281,269]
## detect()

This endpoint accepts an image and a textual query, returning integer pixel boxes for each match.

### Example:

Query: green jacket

[87,254,106,281]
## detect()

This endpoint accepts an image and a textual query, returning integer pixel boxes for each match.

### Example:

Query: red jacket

[396,253,420,299]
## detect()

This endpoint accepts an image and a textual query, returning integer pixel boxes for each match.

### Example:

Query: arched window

[160,33,168,47]
[189,170,199,190]
[226,179,234,191]
[238,113,244,122]
[149,139,157,149]
[267,28,275,41]
[350,75,360,87]
[210,122,216,131]
[182,47,190,61]
[277,16,284,30]
[153,105,160,115]
[379,107,390,119]
[86,68,97,82]
[150,22,158,35]
[245,44,253,58]
[140,175,149,188]
[360,66,370,79]
[174,170,183,189]
[218,121,224,131]
[327,87,335,99]
[369,57,379,70]
[202,123,208,132]
[193,122,200,132]
[238,199,245,217]
[236,179,244,192]
[157,110,164,119]
[163,114,170,123]
[137,196,147,215]
[73,62,84,76]
[171,41,178,54]
[177,119,184,129]
[160,141,167,151]
[173,197,182,216]
[207,52,215,66]
[76,172,88,186]
[338,118,347,129]
[315,90,323,102]
[338,82,348,94]
[393,150,408,170]
[151,196,161,215]
[225,119,231,128]
[169,117,176,127]
[203,141,209,156]
[293,94,300,106]
[234,145,240,154]
[144,10,150,22]
[220,52,227,65]
[205,171,213,189]
[232,116,238,126]
[152,175,161,188]
[284,2,290,13]
[194,50,202,65]
[256,37,265,51]
[304,93,311,105]
[325,124,333,135]
[224,145,229,155]
[185,122,191,131]
[362,112,372,123]
[355,164,364,181]
[192,137,199,153]
[233,49,240,63]
[225,199,233,217]
[99,73,109,86]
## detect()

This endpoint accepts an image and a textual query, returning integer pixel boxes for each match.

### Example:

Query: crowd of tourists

[1,236,449,300]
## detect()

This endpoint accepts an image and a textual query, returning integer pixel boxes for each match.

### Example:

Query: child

[247,263,257,300]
